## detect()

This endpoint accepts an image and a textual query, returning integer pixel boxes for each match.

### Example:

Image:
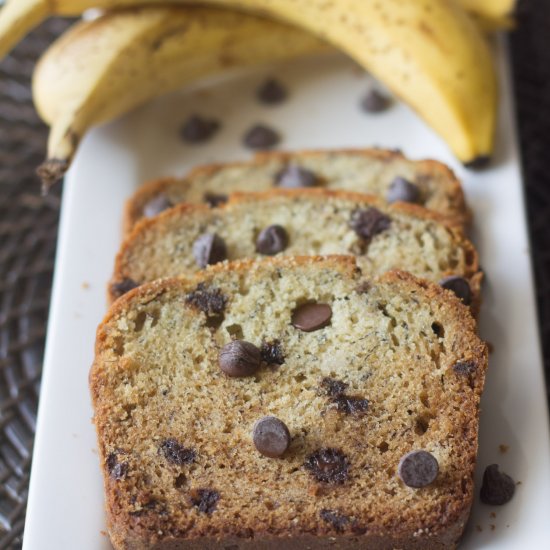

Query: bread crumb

[490,524,496,531]
[516,481,522,485]
[100,531,108,537]
[476,525,483,533]
[490,512,496,518]
[498,444,509,454]
[486,341,494,354]
[82,281,90,289]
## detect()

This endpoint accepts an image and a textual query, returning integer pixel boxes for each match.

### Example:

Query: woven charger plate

[0,3,549,548]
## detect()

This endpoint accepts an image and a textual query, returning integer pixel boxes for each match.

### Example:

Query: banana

[459,0,516,24]
[33,7,327,189]
[30,0,497,174]
[0,0,512,64]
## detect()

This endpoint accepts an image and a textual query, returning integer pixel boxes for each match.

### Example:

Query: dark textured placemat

[0,5,549,549]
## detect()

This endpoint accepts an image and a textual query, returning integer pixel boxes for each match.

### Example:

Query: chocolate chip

[480,464,515,505]
[159,439,196,465]
[291,303,332,332]
[192,233,227,268]
[186,283,227,316]
[181,115,220,143]
[256,224,289,255]
[350,208,391,241]
[257,78,288,104]
[190,488,220,514]
[360,89,391,113]
[107,452,128,480]
[386,177,420,204]
[260,340,285,365]
[398,450,439,488]
[275,164,318,188]
[203,192,228,208]
[110,278,139,299]
[355,281,370,294]
[321,377,348,397]
[320,509,350,532]
[252,416,291,458]
[452,360,477,375]
[304,448,350,484]
[219,340,261,377]
[243,124,280,149]
[143,194,173,218]
[439,276,472,306]
[332,395,369,415]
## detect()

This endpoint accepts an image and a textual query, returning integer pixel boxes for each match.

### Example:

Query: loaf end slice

[92,256,487,550]
[124,148,469,234]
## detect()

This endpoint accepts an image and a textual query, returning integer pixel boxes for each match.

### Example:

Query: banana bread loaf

[111,189,481,307]
[91,255,488,549]
[124,148,469,234]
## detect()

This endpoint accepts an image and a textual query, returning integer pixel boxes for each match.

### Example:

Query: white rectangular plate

[23,39,550,549]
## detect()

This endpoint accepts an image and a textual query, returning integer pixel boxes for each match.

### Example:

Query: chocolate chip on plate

[203,192,228,208]
[350,207,391,240]
[260,339,285,365]
[480,464,516,505]
[190,488,220,514]
[439,276,472,306]
[398,450,439,488]
[159,438,196,465]
[181,115,220,143]
[256,224,289,255]
[291,303,332,332]
[252,416,291,458]
[243,124,280,149]
[360,89,391,113]
[192,233,227,268]
[386,176,420,204]
[110,278,139,299]
[143,194,173,218]
[219,340,261,377]
[275,164,318,188]
[257,78,288,104]
[304,448,350,484]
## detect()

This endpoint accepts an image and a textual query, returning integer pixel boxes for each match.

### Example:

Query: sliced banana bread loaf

[91,256,488,550]
[111,189,481,307]
[124,148,469,233]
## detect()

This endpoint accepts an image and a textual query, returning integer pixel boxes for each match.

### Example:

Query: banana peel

[28,1,498,182]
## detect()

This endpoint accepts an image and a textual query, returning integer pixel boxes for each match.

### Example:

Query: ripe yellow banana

[29,0,497,173]
[0,0,513,64]
[33,7,327,189]
[459,0,516,23]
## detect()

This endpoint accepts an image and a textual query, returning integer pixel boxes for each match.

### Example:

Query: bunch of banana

[26,0,501,187]
[0,0,517,63]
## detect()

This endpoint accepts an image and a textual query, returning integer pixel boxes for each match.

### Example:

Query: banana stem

[0,0,48,59]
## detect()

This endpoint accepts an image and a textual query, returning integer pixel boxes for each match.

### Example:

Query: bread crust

[92,256,487,550]
[123,148,469,235]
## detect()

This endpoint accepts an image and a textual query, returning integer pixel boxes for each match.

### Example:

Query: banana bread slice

[124,148,469,234]
[111,189,481,307]
[91,255,488,550]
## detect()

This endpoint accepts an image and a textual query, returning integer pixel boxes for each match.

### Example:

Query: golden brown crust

[123,148,469,234]
[92,256,487,550]
[111,189,481,309]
